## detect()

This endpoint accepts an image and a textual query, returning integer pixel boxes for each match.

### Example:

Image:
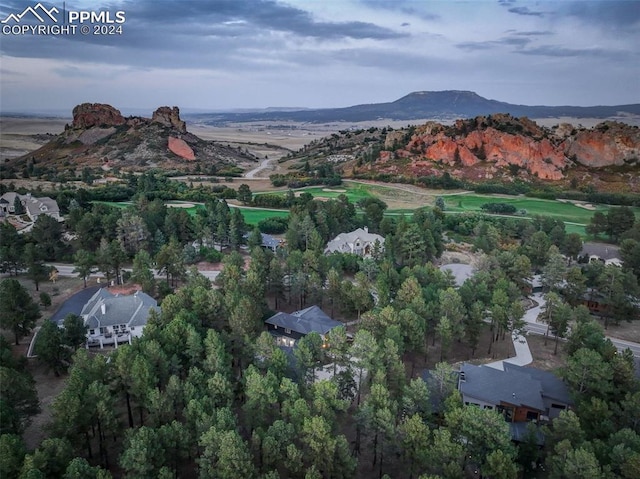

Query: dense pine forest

[1,173,640,479]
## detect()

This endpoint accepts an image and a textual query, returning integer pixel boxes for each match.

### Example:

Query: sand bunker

[322,188,347,193]
[575,203,596,211]
[166,202,196,208]
[558,199,596,210]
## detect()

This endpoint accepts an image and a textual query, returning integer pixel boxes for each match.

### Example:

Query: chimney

[101,303,106,315]
[364,226,368,233]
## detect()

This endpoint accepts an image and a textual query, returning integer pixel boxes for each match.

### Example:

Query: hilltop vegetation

[284,114,640,194]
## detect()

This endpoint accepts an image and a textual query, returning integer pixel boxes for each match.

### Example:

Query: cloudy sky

[1,0,638,114]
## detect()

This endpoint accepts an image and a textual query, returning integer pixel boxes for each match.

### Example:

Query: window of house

[89,329,95,335]
[285,328,291,334]
[526,411,539,421]
[131,327,135,331]
[99,327,107,334]
[551,404,566,410]
[504,408,514,422]
[484,405,493,410]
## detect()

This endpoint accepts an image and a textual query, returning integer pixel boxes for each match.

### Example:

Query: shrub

[39,292,51,308]
[480,203,517,215]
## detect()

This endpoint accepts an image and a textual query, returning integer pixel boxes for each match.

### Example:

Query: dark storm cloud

[358,0,440,21]
[119,0,406,40]
[0,0,406,65]
[517,44,635,60]
[456,35,531,52]
[511,30,553,36]
[508,6,545,17]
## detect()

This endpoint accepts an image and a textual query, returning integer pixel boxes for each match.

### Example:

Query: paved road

[244,158,274,179]
[48,263,220,282]
[522,292,640,357]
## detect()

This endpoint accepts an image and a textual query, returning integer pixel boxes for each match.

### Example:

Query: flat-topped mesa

[152,106,186,134]
[71,103,126,129]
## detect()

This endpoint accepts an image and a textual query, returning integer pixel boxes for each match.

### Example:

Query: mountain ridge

[187,90,640,124]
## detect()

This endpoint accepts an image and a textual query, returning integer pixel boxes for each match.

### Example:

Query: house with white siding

[81,288,160,348]
[325,227,384,258]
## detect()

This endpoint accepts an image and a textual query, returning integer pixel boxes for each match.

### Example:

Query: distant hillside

[288,114,640,192]
[3,103,257,176]
[188,90,640,124]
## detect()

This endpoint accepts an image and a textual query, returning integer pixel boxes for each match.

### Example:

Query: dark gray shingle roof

[503,363,572,405]
[265,305,342,335]
[459,363,545,411]
[581,242,620,261]
[243,232,281,248]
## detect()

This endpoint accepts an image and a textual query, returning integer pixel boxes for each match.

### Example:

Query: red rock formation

[565,123,640,167]
[425,138,458,165]
[383,117,572,180]
[168,136,195,160]
[458,146,479,167]
[72,103,125,129]
[152,106,187,134]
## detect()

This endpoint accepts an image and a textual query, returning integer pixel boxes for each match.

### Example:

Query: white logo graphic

[1,2,59,23]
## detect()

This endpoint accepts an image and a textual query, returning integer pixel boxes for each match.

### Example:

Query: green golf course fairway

[94,201,289,226]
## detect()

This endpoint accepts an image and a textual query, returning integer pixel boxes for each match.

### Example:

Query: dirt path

[23,363,68,450]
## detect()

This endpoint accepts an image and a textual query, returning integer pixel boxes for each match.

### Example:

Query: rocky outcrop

[565,122,640,167]
[403,123,567,180]
[168,136,195,160]
[76,127,117,145]
[11,103,257,174]
[71,103,126,129]
[152,106,187,134]
[375,115,640,181]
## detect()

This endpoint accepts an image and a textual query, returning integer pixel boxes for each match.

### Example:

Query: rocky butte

[7,103,255,172]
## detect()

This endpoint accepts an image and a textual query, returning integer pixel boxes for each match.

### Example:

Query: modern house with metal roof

[265,305,342,348]
[80,288,160,349]
[458,362,573,423]
[325,227,384,258]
